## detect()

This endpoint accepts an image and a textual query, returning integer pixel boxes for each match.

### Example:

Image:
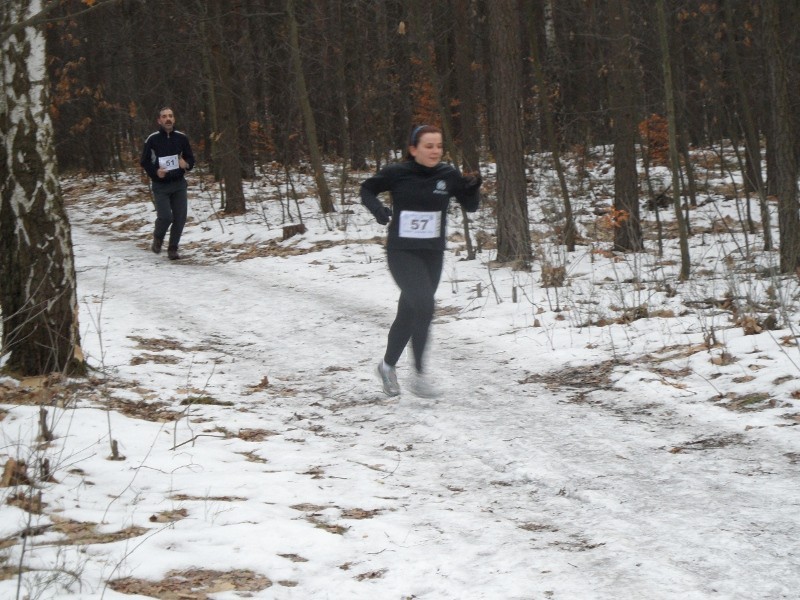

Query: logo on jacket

[433,180,449,195]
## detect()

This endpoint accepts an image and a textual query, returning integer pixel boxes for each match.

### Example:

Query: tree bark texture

[1,0,85,375]
[607,0,643,253]
[656,0,690,280]
[723,0,770,249]
[286,0,334,214]
[528,0,576,252]
[453,0,479,260]
[764,0,800,273]
[487,0,531,266]
[208,0,246,214]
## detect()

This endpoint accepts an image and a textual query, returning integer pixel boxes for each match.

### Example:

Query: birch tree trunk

[1,0,85,375]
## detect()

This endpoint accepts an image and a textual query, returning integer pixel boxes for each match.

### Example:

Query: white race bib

[399,211,441,239]
[158,154,180,170]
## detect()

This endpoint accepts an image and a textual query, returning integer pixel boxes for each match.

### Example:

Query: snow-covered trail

[66,202,800,600]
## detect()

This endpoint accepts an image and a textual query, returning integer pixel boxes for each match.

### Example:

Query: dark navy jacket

[140,127,195,184]
[360,160,480,251]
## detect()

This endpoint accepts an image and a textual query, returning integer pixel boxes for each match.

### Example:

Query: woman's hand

[376,206,393,225]
[463,172,482,191]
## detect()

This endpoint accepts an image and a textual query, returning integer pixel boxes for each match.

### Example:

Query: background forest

[4,0,800,375]
[46,0,799,242]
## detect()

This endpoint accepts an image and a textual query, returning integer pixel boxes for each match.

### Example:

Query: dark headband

[409,125,428,147]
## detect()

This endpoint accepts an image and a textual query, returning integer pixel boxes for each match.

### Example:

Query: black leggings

[384,248,444,372]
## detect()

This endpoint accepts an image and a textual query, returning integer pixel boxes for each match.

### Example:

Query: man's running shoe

[377,361,400,397]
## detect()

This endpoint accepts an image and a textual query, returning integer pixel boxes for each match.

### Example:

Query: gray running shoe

[408,371,441,399]
[377,361,400,397]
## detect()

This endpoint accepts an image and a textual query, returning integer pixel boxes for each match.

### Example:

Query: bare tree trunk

[607,0,643,253]
[453,0,479,260]
[764,0,800,273]
[208,0,246,214]
[528,1,576,252]
[723,0,771,250]
[286,0,334,214]
[656,0,691,280]
[487,0,531,266]
[1,0,85,376]
[331,0,351,194]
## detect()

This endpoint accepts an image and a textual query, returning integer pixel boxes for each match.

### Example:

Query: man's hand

[157,168,167,178]
[179,156,190,170]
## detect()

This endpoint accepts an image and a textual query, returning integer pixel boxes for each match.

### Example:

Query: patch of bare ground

[519,359,623,391]
[106,397,180,422]
[170,494,247,503]
[355,568,387,581]
[128,336,211,354]
[0,373,103,408]
[669,433,747,453]
[130,352,181,366]
[340,507,383,519]
[237,428,279,441]
[108,568,272,599]
[519,522,559,533]
[713,391,777,412]
[237,450,268,463]
[550,535,606,552]
[128,336,217,367]
[278,553,308,562]
[148,508,189,523]
[91,214,149,232]
[179,395,233,407]
[229,237,383,262]
[289,503,350,535]
[782,413,800,425]
[5,490,46,514]
[23,516,149,546]
[243,375,271,394]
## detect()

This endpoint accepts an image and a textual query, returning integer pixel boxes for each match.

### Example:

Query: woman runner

[361,125,482,398]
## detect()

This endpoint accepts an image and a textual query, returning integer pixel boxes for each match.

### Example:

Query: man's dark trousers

[152,178,188,249]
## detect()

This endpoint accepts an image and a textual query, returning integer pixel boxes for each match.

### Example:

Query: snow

[1,154,799,599]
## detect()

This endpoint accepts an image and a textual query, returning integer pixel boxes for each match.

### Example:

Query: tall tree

[723,0,770,249]
[487,0,531,266]
[527,0,576,252]
[453,0,480,260]
[207,0,247,214]
[656,0,690,280]
[606,0,643,252]
[1,0,85,375]
[453,0,480,173]
[286,0,334,214]
[764,0,800,273]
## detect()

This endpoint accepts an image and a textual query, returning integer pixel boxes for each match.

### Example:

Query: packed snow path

[56,193,800,599]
